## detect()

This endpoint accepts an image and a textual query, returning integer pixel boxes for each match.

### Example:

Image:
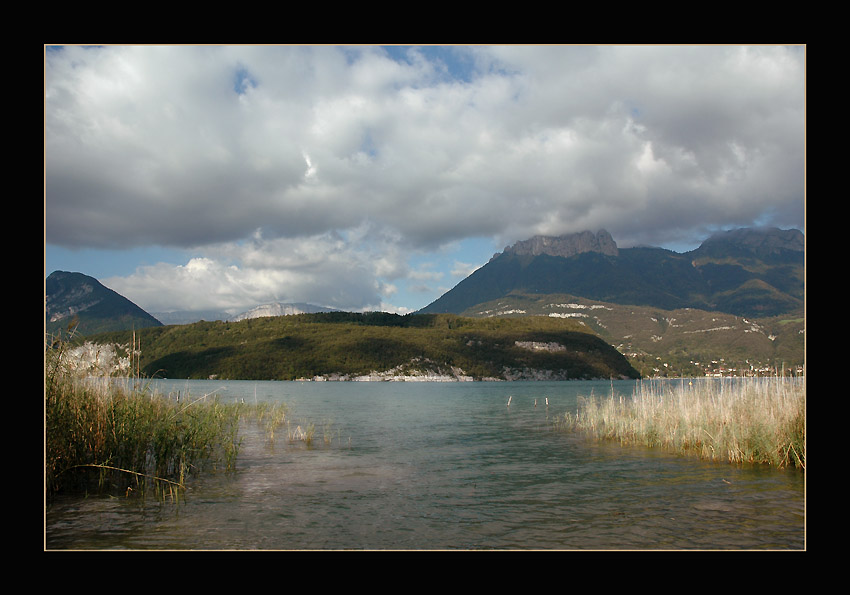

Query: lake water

[45,379,805,550]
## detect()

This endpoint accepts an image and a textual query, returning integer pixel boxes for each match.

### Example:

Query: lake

[45,379,805,550]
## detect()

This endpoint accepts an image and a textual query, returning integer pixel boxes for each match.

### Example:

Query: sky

[44,44,805,316]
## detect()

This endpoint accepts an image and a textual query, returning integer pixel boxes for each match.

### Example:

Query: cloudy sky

[44,45,805,315]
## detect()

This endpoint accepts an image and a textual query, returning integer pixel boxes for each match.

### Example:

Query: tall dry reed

[45,333,244,499]
[560,376,805,469]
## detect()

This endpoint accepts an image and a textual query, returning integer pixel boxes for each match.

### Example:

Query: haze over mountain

[228,302,339,322]
[419,227,804,319]
[149,309,234,326]
[45,272,341,332]
[149,302,340,325]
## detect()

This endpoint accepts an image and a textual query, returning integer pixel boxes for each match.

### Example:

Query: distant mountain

[150,303,339,326]
[149,310,233,325]
[45,271,163,336]
[419,227,804,319]
[229,302,338,322]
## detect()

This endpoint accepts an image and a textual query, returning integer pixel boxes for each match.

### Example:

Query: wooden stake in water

[507,396,512,408]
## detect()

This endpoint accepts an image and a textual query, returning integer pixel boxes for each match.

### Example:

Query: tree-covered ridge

[88,313,640,381]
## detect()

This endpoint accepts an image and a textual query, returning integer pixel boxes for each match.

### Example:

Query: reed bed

[45,372,246,500]
[559,376,805,469]
[45,332,339,500]
[45,334,248,500]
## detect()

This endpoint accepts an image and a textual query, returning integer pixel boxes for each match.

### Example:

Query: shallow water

[45,379,805,550]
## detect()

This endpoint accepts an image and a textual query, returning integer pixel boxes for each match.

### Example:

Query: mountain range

[414,226,804,375]
[45,272,337,335]
[45,226,805,376]
[419,227,804,319]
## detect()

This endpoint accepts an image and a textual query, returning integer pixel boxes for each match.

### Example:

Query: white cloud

[104,233,387,313]
[47,45,805,312]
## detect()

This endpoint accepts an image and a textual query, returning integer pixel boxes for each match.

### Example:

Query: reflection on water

[45,380,805,550]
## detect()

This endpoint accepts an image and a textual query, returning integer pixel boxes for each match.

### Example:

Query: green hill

[87,312,640,381]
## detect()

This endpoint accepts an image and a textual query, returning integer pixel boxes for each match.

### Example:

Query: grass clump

[243,401,289,444]
[559,375,805,469]
[45,332,245,500]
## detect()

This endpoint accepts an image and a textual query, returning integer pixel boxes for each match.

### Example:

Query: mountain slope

[419,227,804,319]
[461,292,804,377]
[45,271,163,336]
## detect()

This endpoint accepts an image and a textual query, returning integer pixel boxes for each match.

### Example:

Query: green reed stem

[45,333,247,499]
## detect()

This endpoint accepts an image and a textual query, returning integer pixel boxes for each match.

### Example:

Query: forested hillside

[88,312,640,381]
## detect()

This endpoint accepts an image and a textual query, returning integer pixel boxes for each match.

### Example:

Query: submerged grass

[243,401,290,444]
[558,375,805,470]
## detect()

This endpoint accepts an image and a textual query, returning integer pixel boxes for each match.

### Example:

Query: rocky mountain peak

[504,229,619,259]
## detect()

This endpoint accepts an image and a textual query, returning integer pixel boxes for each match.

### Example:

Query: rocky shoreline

[297,361,627,383]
